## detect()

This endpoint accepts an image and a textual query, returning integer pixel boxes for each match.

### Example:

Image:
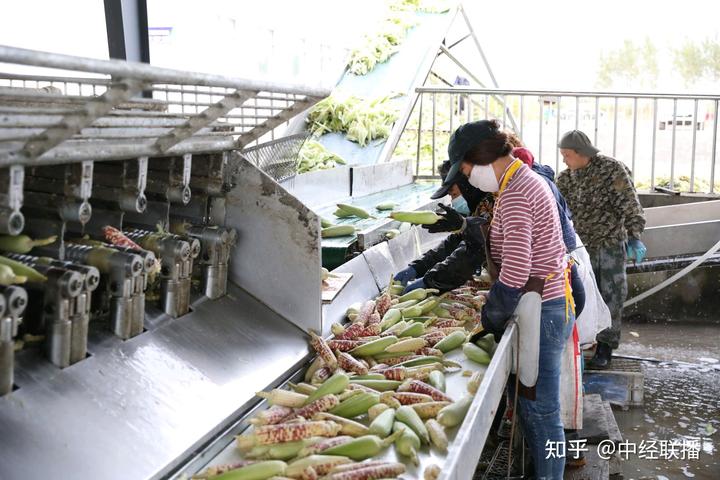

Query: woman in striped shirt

[447,120,576,479]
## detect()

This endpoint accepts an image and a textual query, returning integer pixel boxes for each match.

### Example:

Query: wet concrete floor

[611,322,720,479]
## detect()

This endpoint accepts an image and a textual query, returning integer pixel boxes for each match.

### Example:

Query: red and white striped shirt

[489,163,567,301]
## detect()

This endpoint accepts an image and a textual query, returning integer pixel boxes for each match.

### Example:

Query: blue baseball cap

[445,120,500,182]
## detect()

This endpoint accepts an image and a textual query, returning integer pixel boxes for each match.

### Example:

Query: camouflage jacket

[556,154,645,249]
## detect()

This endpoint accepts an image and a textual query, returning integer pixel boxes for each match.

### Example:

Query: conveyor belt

[315,181,441,268]
[316,11,454,166]
[0,283,312,480]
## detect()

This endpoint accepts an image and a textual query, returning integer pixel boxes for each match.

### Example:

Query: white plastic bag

[571,235,611,348]
[511,291,542,387]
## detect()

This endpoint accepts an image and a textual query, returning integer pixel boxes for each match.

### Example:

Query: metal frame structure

[104,0,151,64]
[0,45,330,167]
[410,86,720,194]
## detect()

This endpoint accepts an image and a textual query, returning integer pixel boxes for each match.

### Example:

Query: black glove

[477,281,524,343]
[422,204,465,234]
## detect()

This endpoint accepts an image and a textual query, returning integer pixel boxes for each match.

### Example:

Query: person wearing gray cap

[556,130,646,369]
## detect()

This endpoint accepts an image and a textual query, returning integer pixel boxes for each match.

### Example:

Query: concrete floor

[611,322,720,479]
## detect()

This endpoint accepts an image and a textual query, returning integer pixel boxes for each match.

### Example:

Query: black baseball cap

[444,120,500,183]
[430,160,465,199]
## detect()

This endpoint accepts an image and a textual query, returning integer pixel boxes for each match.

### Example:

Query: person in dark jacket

[393,161,492,293]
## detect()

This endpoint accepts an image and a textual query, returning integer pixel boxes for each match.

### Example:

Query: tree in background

[596,37,658,89]
[673,39,707,85]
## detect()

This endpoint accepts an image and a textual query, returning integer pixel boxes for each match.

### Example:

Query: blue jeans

[517,297,576,480]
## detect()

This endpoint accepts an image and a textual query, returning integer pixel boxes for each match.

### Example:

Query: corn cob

[338,390,362,402]
[325,462,406,480]
[345,383,381,395]
[192,461,258,479]
[322,226,357,238]
[296,436,354,458]
[0,234,57,254]
[376,355,418,367]
[384,337,425,353]
[289,395,339,422]
[329,392,379,418]
[369,363,389,372]
[405,364,444,381]
[425,419,448,451]
[395,356,444,368]
[327,461,389,475]
[393,421,420,466]
[305,372,350,405]
[256,440,314,461]
[252,421,341,446]
[463,342,492,365]
[433,318,466,329]
[336,323,380,340]
[331,323,346,336]
[433,330,467,353]
[250,405,294,426]
[257,389,308,408]
[313,412,369,437]
[379,392,402,409]
[410,401,451,419]
[420,331,446,347]
[286,455,353,478]
[424,464,441,480]
[367,407,395,438]
[290,383,318,395]
[321,430,401,460]
[356,300,376,325]
[434,326,467,336]
[378,308,401,331]
[395,405,429,444]
[0,256,43,283]
[305,357,324,383]
[366,312,381,325]
[375,291,392,318]
[389,210,440,225]
[427,370,446,393]
[212,460,288,480]
[351,374,385,381]
[309,331,337,371]
[367,403,390,422]
[349,336,397,357]
[336,351,369,375]
[392,299,418,310]
[336,203,374,219]
[379,320,408,337]
[467,370,485,394]
[415,347,443,357]
[398,322,424,338]
[417,297,440,315]
[399,305,423,318]
[398,380,452,402]
[300,466,318,480]
[328,339,365,352]
[346,302,363,317]
[348,379,401,392]
[437,394,474,427]
[445,304,476,321]
[384,391,433,405]
[377,367,405,381]
[475,334,496,354]
[397,288,428,303]
[311,367,333,385]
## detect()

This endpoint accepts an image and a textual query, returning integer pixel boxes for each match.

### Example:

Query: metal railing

[400,87,720,194]
[0,45,330,166]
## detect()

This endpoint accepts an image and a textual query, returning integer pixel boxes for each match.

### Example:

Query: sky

[0,0,718,92]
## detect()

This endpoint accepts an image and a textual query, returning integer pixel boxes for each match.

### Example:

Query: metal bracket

[0,166,25,234]
[154,89,255,153]
[9,77,147,163]
[237,97,314,147]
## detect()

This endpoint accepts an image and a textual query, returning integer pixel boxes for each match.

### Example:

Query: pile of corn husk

[297,140,347,174]
[347,14,417,75]
[306,94,400,147]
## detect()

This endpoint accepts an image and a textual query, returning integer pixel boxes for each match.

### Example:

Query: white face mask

[468,164,499,192]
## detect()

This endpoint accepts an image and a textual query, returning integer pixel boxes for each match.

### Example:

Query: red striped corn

[103,226,143,250]
[249,405,294,426]
[433,319,466,329]
[366,312,381,325]
[420,331,446,347]
[381,367,406,381]
[336,323,380,340]
[192,461,258,478]
[291,395,340,421]
[390,392,434,405]
[325,462,406,480]
[327,340,366,352]
[398,380,453,402]
[327,461,388,475]
[336,352,369,375]
[254,421,341,445]
[309,331,337,370]
[297,436,354,457]
[355,300,376,325]
[369,363,389,372]
[301,466,318,480]
[375,291,392,317]
[416,347,443,357]
[311,367,333,385]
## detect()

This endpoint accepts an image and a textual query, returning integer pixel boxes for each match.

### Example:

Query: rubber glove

[393,266,417,285]
[626,238,647,263]
[403,277,425,294]
[422,204,466,234]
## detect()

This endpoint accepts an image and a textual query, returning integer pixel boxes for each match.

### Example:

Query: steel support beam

[104,0,150,63]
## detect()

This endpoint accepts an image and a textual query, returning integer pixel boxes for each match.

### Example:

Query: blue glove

[626,238,647,263]
[403,277,425,294]
[393,266,417,285]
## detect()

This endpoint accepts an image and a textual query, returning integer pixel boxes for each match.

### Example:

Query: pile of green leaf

[306,94,400,147]
[297,140,347,174]
[347,14,417,75]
